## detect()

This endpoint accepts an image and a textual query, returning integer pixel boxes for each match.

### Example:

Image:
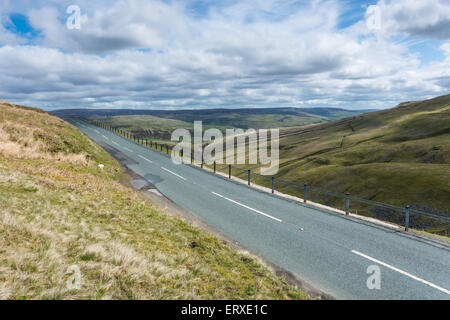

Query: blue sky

[0,0,449,110]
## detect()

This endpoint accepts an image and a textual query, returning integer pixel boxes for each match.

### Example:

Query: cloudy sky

[0,0,449,111]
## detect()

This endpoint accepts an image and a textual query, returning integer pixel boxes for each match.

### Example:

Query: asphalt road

[69,119,450,300]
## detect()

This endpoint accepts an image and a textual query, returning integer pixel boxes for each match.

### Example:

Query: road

[69,119,450,300]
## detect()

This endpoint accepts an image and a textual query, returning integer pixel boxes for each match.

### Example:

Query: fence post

[272,177,275,194]
[346,193,350,215]
[166,145,169,154]
[248,170,251,186]
[214,161,216,174]
[181,148,183,158]
[228,165,231,179]
[405,205,410,232]
[304,184,307,203]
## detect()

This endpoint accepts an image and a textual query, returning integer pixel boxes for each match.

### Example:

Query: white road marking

[94,129,100,134]
[161,167,187,181]
[211,192,282,223]
[111,141,119,146]
[351,250,450,295]
[101,134,109,140]
[123,147,133,153]
[138,155,153,163]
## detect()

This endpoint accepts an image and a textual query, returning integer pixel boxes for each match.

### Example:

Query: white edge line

[351,250,450,295]
[211,192,282,223]
[138,155,153,163]
[161,167,187,181]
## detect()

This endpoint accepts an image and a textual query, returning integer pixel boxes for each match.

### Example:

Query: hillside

[233,95,450,234]
[0,101,307,299]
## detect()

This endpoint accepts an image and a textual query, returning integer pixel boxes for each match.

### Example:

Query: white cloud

[0,0,449,111]
[375,0,450,40]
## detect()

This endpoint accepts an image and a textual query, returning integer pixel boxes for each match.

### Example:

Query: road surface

[68,119,450,300]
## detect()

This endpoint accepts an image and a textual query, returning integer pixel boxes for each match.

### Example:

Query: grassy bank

[0,101,308,300]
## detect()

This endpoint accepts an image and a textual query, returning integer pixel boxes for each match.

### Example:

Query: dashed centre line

[352,250,450,295]
[161,167,187,181]
[211,192,282,223]
[138,155,153,163]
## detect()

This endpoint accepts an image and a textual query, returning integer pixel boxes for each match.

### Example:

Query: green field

[0,101,308,299]
[88,114,231,144]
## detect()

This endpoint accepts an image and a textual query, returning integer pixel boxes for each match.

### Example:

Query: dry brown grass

[0,104,89,164]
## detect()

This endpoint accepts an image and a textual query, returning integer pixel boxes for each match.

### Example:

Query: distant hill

[52,107,371,143]
[52,107,372,129]
[244,94,450,234]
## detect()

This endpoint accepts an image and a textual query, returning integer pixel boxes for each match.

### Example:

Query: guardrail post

[346,193,350,215]
[304,184,307,203]
[272,177,275,194]
[214,161,216,174]
[166,145,169,154]
[405,205,410,232]
[248,170,251,186]
[228,165,231,179]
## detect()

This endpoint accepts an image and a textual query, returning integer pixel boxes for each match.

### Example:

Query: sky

[0,0,449,111]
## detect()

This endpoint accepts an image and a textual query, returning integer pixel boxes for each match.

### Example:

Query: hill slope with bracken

[0,100,307,299]
[265,94,449,233]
